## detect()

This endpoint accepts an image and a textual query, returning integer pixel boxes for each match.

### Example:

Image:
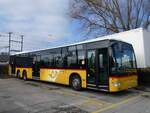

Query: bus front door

[87,49,109,89]
[97,48,109,86]
[32,55,40,79]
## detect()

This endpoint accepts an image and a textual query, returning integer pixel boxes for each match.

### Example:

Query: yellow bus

[10,39,138,92]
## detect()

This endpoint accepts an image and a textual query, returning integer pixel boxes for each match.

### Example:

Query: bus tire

[16,70,21,79]
[22,71,27,81]
[70,74,82,91]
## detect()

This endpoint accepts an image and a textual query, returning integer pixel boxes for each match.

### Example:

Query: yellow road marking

[77,102,97,108]
[54,90,111,104]
[27,81,150,112]
[76,100,106,108]
[92,93,148,113]
[54,90,91,99]
[76,100,106,106]
[27,82,110,106]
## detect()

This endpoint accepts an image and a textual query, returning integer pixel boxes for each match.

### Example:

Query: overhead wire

[0,32,55,53]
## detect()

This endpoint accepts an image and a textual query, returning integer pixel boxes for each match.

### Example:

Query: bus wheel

[70,75,82,91]
[22,71,27,81]
[16,70,20,79]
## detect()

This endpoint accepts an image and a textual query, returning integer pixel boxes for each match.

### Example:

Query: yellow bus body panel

[16,68,32,79]
[15,67,138,92]
[109,75,138,92]
[40,69,87,88]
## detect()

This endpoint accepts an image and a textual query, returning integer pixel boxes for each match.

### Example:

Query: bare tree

[70,0,150,36]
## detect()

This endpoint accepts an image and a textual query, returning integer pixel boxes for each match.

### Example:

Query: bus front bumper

[109,75,138,92]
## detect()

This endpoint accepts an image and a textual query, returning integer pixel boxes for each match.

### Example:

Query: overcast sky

[0,0,80,52]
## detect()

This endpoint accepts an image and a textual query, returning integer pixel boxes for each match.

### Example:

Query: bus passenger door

[97,48,109,86]
[32,55,40,79]
[87,50,97,85]
[87,49,109,89]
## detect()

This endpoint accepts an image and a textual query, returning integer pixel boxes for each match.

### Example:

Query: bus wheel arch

[22,70,27,81]
[69,73,82,91]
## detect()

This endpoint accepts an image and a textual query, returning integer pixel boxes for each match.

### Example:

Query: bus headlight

[112,82,121,87]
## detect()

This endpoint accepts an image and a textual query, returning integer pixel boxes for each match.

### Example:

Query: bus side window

[77,50,85,69]
[62,47,68,68]
[67,51,77,68]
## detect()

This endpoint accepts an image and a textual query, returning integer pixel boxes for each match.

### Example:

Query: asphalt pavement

[0,78,150,113]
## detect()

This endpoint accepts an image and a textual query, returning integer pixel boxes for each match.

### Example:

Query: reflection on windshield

[111,43,136,74]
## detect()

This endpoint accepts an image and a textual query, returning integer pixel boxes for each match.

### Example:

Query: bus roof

[13,30,131,55]
[12,39,111,55]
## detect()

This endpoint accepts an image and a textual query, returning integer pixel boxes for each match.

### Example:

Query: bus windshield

[111,42,136,76]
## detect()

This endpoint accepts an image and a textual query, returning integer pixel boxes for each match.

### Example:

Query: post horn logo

[48,70,60,82]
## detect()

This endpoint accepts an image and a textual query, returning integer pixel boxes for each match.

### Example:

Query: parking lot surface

[0,78,150,113]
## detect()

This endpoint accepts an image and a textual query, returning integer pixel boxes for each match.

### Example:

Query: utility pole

[21,35,24,52]
[8,32,24,55]
[8,32,13,56]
